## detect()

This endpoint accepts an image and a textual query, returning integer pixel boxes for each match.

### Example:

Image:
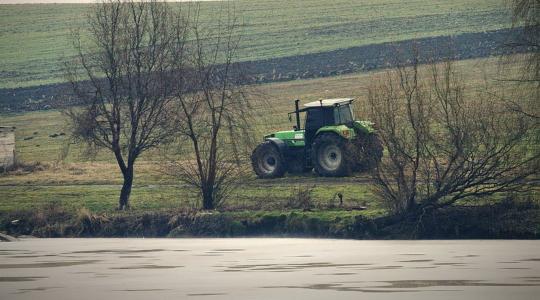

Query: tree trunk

[202,184,214,210]
[406,197,417,213]
[119,167,134,210]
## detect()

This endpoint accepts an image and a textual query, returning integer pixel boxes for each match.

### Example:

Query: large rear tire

[251,141,286,178]
[312,133,352,177]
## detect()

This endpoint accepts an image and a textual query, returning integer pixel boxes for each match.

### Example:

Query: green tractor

[251,98,383,178]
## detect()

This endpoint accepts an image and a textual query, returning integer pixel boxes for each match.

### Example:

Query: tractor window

[334,104,353,124]
[304,108,334,143]
[305,108,334,130]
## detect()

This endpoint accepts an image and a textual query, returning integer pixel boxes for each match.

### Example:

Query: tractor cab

[299,98,355,145]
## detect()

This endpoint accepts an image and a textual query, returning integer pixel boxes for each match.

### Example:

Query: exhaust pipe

[295,99,301,131]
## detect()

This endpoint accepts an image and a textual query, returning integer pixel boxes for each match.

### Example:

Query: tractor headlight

[341,129,350,138]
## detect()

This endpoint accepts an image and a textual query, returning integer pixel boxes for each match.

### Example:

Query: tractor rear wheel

[251,141,286,178]
[312,133,351,177]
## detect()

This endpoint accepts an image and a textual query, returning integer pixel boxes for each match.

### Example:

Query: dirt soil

[0,28,527,112]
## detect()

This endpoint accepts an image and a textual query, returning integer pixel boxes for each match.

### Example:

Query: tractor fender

[315,125,355,140]
[265,137,288,155]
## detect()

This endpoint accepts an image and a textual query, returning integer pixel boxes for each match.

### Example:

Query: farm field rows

[0,0,511,89]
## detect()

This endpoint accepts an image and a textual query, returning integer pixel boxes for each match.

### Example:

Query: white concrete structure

[0,126,16,169]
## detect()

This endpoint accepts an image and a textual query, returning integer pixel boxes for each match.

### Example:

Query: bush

[0,158,47,175]
[286,185,315,210]
[367,54,538,215]
[71,208,108,236]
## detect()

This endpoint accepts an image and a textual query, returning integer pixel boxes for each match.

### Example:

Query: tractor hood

[264,130,305,147]
[352,120,376,134]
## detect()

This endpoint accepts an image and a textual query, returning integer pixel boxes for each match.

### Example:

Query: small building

[0,126,16,170]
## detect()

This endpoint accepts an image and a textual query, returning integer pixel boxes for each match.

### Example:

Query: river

[1,1,219,4]
[1,238,539,299]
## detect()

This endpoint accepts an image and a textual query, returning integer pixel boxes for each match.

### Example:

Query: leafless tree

[509,0,539,82]
[165,4,255,210]
[367,54,539,215]
[64,0,189,210]
[500,0,539,118]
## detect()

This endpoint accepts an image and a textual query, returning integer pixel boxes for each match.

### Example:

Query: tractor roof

[303,98,354,108]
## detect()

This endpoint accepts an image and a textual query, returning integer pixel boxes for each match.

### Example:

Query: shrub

[286,185,315,210]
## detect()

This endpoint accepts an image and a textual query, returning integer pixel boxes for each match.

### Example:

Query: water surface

[0,238,539,299]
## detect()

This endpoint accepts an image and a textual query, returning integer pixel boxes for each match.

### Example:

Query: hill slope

[0,0,511,89]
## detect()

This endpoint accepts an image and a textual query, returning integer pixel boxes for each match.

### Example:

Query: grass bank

[1,197,538,239]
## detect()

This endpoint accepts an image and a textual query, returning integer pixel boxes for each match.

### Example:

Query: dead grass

[286,185,316,211]
[0,161,173,186]
[0,158,47,175]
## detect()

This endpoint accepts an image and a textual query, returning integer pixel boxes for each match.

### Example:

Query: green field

[0,0,511,89]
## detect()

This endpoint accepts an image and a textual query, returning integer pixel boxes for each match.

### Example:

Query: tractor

[251,98,383,178]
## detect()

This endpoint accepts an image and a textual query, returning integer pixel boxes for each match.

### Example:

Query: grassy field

[0,0,511,89]
[0,55,516,215]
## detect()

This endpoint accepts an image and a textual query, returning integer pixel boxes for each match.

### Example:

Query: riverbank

[2,198,539,239]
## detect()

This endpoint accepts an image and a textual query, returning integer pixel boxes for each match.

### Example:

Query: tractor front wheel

[251,141,286,179]
[313,133,351,177]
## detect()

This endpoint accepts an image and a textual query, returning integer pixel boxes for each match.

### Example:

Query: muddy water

[1,239,539,299]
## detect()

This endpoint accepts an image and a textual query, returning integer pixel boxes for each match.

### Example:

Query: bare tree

[509,0,539,83]
[166,4,254,210]
[500,0,539,118]
[367,55,539,215]
[64,0,189,210]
